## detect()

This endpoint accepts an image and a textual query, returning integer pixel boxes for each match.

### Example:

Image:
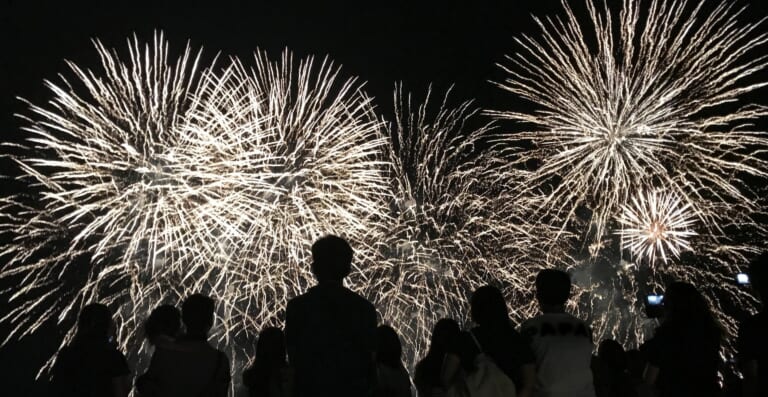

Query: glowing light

[492,0,768,244]
[617,190,697,264]
[493,0,768,353]
[0,34,391,374]
[366,86,542,363]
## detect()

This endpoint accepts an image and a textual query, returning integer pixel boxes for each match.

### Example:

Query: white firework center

[617,190,698,264]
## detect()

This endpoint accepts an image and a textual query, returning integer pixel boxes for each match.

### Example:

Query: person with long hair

[442,285,536,397]
[51,303,131,397]
[374,325,412,397]
[136,304,182,396]
[643,281,722,397]
[243,327,293,397]
[414,318,460,397]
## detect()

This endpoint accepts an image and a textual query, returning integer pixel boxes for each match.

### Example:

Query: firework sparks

[367,86,541,364]
[492,0,768,355]
[617,190,697,264]
[492,0,768,244]
[0,35,391,374]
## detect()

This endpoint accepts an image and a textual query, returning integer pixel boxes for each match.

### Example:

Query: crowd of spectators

[49,237,768,397]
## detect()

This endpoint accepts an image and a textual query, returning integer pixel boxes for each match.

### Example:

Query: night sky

[1,0,766,395]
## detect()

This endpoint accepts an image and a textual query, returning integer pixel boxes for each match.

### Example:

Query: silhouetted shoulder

[52,341,130,396]
[343,287,376,311]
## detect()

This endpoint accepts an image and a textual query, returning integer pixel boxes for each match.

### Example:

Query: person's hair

[426,318,460,358]
[662,281,722,339]
[748,252,768,301]
[311,235,353,282]
[182,294,215,336]
[376,325,404,369]
[471,285,510,327]
[244,327,287,391]
[597,339,627,370]
[256,326,286,364]
[75,303,112,342]
[535,269,571,306]
[144,304,181,343]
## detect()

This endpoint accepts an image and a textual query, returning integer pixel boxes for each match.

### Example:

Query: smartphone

[736,273,750,286]
[647,294,664,305]
[645,294,664,318]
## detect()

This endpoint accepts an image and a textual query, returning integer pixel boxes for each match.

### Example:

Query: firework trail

[365,86,551,365]
[185,50,391,336]
[0,34,391,375]
[492,0,767,352]
[1,33,207,367]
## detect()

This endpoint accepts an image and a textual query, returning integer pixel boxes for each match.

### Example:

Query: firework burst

[365,86,546,365]
[0,35,391,374]
[492,0,768,244]
[617,190,697,264]
[492,0,768,353]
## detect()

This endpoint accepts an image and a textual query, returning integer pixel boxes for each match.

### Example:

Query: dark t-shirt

[285,283,377,397]
[448,325,535,389]
[414,354,444,397]
[737,311,768,396]
[644,323,721,397]
[51,340,130,397]
[143,337,231,397]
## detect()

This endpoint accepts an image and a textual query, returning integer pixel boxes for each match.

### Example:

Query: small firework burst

[617,190,698,264]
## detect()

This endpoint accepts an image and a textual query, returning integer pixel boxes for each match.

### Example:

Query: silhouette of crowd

[50,237,768,397]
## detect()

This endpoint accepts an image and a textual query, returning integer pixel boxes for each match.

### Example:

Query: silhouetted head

[76,303,112,342]
[427,318,460,357]
[376,325,403,369]
[311,235,353,283]
[256,326,286,364]
[536,269,571,309]
[597,339,627,370]
[662,281,721,337]
[470,285,509,327]
[182,294,215,337]
[748,252,768,302]
[144,304,181,343]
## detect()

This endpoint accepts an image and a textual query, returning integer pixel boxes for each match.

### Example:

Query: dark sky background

[1,0,766,395]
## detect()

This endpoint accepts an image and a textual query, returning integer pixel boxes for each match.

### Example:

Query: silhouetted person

[243,327,293,397]
[625,349,653,397]
[643,281,722,397]
[135,304,182,395]
[592,339,635,397]
[285,235,377,397]
[414,318,460,397]
[443,285,536,397]
[737,252,768,397]
[143,304,181,348]
[51,303,130,397]
[521,269,596,397]
[141,294,230,397]
[374,325,412,397]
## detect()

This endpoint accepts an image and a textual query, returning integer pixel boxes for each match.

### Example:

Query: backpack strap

[469,330,484,353]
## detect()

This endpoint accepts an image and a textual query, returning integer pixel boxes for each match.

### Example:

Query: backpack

[446,331,517,397]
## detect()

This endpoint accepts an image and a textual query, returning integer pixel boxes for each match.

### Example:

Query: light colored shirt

[520,313,596,397]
